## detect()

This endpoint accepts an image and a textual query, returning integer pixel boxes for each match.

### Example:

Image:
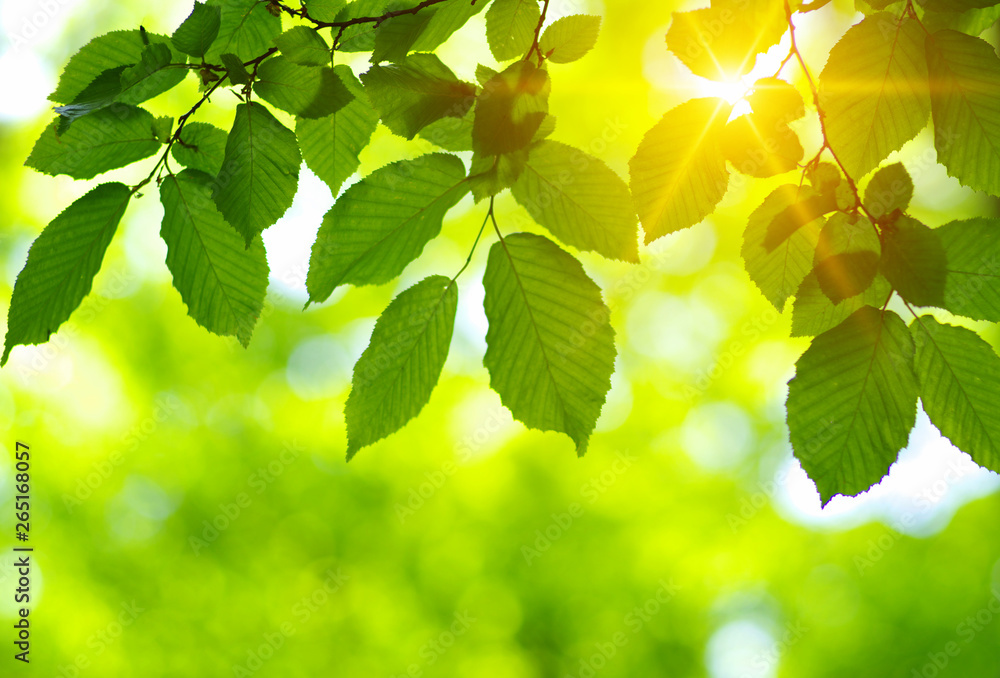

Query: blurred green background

[1,0,1000,676]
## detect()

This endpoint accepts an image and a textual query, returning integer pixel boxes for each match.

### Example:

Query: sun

[691,34,793,115]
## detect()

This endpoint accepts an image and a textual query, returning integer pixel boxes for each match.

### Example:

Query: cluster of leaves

[644,0,1000,503]
[8,0,1000,503]
[4,0,632,459]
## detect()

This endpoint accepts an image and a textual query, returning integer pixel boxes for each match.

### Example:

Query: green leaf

[372,10,437,63]
[119,43,178,104]
[419,108,474,151]
[483,233,615,455]
[880,216,947,307]
[409,0,491,52]
[345,276,458,457]
[813,213,882,303]
[160,170,269,347]
[485,0,540,61]
[765,192,837,251]
[306,154,468,303]
[304,0,347,22]
[171,2,222,57]
[27,105,160,180]
[274,26,331,66]
[721,113,804,178]
[818,13,930,179]
[296,65,380,195]
[665,0,787,81]
[630,98,731,242]
[748,77,805,122]
[911,316,1000,473]
[788,307,918,504]
[792,272,891,337]
[472,61,550,156]
[510,140,639,262]
[49,30,188,105]
[205,0,282,62]
[360,53,477,139]
[864,162,913,219]
[937,218,1000,322]
[539,14,601,64]
[335,0,389,52]
[742,185,824,309]
[926,30,1000,196]
[924,5,1000,35]
[213,102,301,246]
[2,183,131,366]
[220,52,251,85]
[152,115,173,143]
[255,56,354,119]
[172,121,228,176]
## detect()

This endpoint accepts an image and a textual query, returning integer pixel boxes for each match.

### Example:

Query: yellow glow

[691,35,793,111]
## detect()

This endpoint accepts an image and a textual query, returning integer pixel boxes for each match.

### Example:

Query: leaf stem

[452,199,493,281]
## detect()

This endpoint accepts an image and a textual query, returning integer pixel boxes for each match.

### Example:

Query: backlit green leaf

[172,121,228,176]
[171,2,222,57]
[306,154,468,303]
[864,163,913,219]
[880,216,947,308]
[485,0,540,61]
[346,275,458,457]
[630,98,731,242]
[937,218,1000,322]
[787,307,918,504]
[483,232,615,455]
[274,26,331,66]
[160,169,269,347]
[539,14,601,64]
[205,0,281,62]
[213,102,301,246]
[2,183,131,366]
[510,140,639,262]
[472,61,550,156]
[255,56,354,119]
[792,272,891,337]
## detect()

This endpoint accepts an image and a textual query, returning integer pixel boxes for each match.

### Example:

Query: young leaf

[306,154,468,303]
[926,30,1000,196]
[539,15,601,64]
[172,121,228,176]
[255,56,354,119]
[160,169,269,347]
[213,102,301,246]
[2,183,131,366]
[472,61,550,156]
[220,53,251,85]
[912,317,1000,473]
[205,0,281,62]
[880,216,947,307]
[864,163,913,219]
[483,233,616,455]
[485,0,541,61]
[296,65,380,196]
[937,218,1000,322]
[742,185,824,309]
[920,0,1000,11]
[510,140,639,262]
[27,106,161,180]
[274,26,331,66]
[630,98,731,242]
[152,115,173,143]
[791,273,891,338]
[818,14,930,179]
[345,276,458,458]
[787,307,918,504]
[360,53,477,139]
[171,2,222,58]
[49,30,188,105]
[665,0,787,81]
